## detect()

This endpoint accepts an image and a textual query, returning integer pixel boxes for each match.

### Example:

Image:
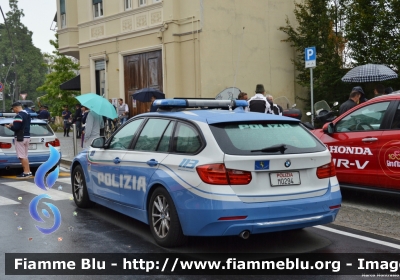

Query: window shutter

[60,0,66,14]
[95,60,105,70]
[93,0,102,4]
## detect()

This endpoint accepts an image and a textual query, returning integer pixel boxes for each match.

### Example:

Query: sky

[0,0,57,54]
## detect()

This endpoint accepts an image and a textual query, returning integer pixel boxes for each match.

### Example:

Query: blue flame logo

[29,145,61,234]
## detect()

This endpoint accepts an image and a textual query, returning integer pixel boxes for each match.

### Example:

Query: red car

[312,92,400,192]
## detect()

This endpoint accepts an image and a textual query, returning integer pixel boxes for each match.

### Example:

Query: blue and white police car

[71,99,341,247]
[0,113,61,171]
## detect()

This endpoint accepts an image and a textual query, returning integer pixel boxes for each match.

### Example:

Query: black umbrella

[341,64,398,83]
[130,88,165,102]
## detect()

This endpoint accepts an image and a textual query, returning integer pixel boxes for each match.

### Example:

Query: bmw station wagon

[0,114,61,172]
[71,99,341,247]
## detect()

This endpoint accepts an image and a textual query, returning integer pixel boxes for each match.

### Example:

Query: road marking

[315,225,400,250]
[56,177,71,184]
[0,196,20,206]
[3,182,71,201]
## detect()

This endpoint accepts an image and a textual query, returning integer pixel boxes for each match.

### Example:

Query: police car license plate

[28,144,37,150]
[270,172,300,186]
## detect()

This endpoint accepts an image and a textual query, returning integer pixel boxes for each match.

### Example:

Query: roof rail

[153,99,248,110]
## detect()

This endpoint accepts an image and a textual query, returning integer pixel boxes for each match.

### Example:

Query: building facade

[57,0,304,116]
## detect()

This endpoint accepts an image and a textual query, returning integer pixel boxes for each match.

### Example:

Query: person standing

[117,98,129,124]
[266,94,283,115]
[107,99,117,129]
[237,92,248,101]
[83,110,104,149]
[80,106,89,148]
[38,105,50,121]
[62,105,72,137]
[352,86,367,103]
[373,84,385,97]
[72,104,82,138]
[5,102,32,178]
[339,90,361,115]
[247,84,271,113]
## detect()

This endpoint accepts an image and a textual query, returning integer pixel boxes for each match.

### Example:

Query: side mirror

[91,137,106,148]
[323,123,335,134]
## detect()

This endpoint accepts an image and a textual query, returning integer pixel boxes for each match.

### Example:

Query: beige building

[57,0,303,116]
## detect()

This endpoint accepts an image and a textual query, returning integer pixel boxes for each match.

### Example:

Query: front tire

[148,187,186,247]
[72,165,92,208]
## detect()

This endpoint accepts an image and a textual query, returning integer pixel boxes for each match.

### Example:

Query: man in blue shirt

[38,105,50,121]
[6,102,32,178]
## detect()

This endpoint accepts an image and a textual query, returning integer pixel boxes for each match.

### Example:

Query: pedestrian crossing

[0,178,72,206]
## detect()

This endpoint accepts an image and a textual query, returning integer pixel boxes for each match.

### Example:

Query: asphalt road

[1,167,400,280]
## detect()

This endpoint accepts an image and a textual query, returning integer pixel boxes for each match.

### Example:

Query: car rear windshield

[209,122,326,155]
[0,123,53,137]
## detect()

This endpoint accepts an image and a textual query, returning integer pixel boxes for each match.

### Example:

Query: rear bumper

[172,187,341,236]
[0,152,62,169]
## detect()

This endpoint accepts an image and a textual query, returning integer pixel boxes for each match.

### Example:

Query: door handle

[113,157,121,164]
[362,137,378,142]
[147,159,158,167]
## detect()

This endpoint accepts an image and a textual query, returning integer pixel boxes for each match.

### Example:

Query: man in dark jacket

[352,86,367,103]
[6,102,32,178]
[339,90,361,115]
[72,104,82,138]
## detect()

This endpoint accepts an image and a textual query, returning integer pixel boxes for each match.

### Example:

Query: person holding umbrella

[83,110,104,149]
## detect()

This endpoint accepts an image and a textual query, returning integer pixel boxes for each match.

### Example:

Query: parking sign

[305,47,316,68]
[0,82,3,92]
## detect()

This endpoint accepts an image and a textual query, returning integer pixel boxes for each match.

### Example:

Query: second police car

[312,91,400,193]
[71,99,341,247]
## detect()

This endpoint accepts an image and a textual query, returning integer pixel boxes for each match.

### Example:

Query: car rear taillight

[196,164,252,185]
[0,142,12,149]
[46,138,60,147]
[316,161,336,179]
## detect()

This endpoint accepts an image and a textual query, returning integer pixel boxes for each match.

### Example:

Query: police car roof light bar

[153,99,248,109]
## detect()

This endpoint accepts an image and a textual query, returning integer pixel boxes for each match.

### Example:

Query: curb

[60,158,73,168]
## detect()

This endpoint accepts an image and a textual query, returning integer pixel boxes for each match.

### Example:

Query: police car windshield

[209,122,326,155]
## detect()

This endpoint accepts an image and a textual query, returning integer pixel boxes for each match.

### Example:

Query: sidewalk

[56,132,83,166]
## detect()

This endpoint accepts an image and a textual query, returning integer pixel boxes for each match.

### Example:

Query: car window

[336,102,390,132]
[109,119,143,150]
[157,121,174,152]
[210,122,325,155]
[174,122,202,154]
[134,119,171,152]
[390,103,400,129]
[0,123,53,137]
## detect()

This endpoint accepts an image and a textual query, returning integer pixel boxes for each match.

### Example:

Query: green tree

[342,0,400,91]
[0,0,48,109]
[279,0,354,109]
[37,34,79,117]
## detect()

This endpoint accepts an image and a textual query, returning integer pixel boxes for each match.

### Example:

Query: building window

[93,0,103,18]
[60,0,66,28]
[125,0,132,10]
[153,0,161,2]
[139,0,147,7]
[61,14,66,28]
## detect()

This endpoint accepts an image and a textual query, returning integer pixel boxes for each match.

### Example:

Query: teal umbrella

[75,93,118,119]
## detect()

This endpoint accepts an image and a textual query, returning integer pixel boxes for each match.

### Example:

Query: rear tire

[148,187,186,247]
[72,165,92,208]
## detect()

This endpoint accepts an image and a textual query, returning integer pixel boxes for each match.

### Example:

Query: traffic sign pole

[305,47,316,127]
